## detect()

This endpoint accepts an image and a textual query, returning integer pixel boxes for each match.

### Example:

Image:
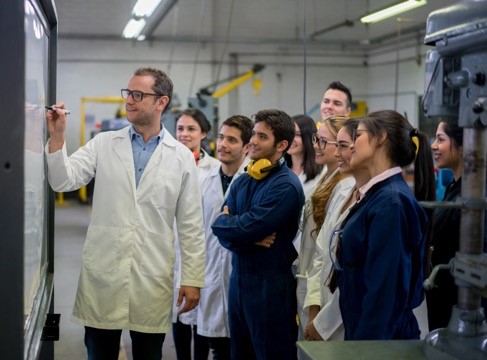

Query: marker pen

[45,106,71,115]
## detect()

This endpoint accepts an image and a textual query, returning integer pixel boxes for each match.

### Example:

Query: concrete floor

[53,202,178,359]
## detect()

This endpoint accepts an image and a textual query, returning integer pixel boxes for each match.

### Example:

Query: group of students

[44,67,486,360]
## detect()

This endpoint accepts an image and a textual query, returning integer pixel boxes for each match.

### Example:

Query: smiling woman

[335,110,435,340]
[173,108,219,360]
[285,115,323,199]
[426,120,487,331]
[295,114,354,341]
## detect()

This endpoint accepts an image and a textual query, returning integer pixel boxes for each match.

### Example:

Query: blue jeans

[84,326,165,360]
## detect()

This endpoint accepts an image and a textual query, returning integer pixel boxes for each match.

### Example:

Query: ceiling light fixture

[133,0,162,18]
[122,0,178,40]
[360,0,427,24]
[122,18,147,39]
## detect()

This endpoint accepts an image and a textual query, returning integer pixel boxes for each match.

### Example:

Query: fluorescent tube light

[133,0,162,17]
[122,18,147,39]
[360,0,427,24]
[122,0,177,40]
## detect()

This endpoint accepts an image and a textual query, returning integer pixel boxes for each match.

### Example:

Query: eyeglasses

[312,134,338,150]
[121,89,162,102]
[329,228,344,271]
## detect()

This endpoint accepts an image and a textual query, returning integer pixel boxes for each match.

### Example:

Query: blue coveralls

[212,163,304,360]
[337,173,428,340]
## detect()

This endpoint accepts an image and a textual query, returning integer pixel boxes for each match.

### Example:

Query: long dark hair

[441,119,463,149]
[285,115,323,182]
[361,110,435,202]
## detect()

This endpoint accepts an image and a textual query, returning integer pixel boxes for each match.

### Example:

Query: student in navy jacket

[334,110,435,340]
[212,109,305,360]
[427,120,487,330]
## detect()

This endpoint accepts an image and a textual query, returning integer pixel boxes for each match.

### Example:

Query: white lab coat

[197,159,249,338]
[175,151,221,325]
[304,183,355,340]
[292,168,325,262]
[296,171,353,336]
[298,168,325,201]
[45,127,205,333]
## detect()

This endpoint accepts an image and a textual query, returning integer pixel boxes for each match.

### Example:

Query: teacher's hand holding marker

[45,105,71,114]
[45,102,69,153]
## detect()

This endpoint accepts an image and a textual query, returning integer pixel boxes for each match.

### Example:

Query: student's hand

[307,305,320,323]
[255,232,276,248]
[220,205,230,215]
[304,320,323,341]
[177,286,200,315]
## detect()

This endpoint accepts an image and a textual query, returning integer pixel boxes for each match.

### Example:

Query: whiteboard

[24,0,48,325]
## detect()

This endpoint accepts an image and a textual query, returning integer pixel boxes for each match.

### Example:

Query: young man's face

[320,88,351,118]
[217,125,249,165]
[248,121,283,162]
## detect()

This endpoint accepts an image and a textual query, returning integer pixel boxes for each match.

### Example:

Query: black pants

[172,319,210,360]
[207,336,231,360]
[84,326,165,360]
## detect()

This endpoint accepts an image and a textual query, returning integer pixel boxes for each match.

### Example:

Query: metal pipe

[458,126,487,310]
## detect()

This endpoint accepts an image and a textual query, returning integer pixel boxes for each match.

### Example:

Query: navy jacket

[211,162,305,274]
[426,177,487,330]
[337,173,428,340]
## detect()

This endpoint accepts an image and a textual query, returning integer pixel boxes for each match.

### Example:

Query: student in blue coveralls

[333,110,435,340]
[212,109,305,360]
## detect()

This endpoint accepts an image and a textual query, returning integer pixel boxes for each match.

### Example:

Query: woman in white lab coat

[285,114,324,199]
[173,108,220,360]
[303,118,370,341]
[295,115,354,340]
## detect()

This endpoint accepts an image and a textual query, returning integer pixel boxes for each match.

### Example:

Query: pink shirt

[357,166,402,202]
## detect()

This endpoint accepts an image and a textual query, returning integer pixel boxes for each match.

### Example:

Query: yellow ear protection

[246,157,285,180]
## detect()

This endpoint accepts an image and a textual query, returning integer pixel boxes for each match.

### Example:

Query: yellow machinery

[209,64,265,99]
[188,64,265,141]
[349,100,367,118]
[79,96,125,203]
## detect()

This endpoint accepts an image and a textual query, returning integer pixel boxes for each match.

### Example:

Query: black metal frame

[0,1,57,358]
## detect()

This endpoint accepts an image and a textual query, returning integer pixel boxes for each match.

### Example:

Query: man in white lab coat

[196,115,253,359]
[45,67,205,360]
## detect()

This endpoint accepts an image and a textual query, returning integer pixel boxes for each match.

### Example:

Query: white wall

[365,45,428,128]
[57,38,429,153]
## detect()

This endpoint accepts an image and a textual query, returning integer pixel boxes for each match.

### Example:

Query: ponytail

[412,130,436,203]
